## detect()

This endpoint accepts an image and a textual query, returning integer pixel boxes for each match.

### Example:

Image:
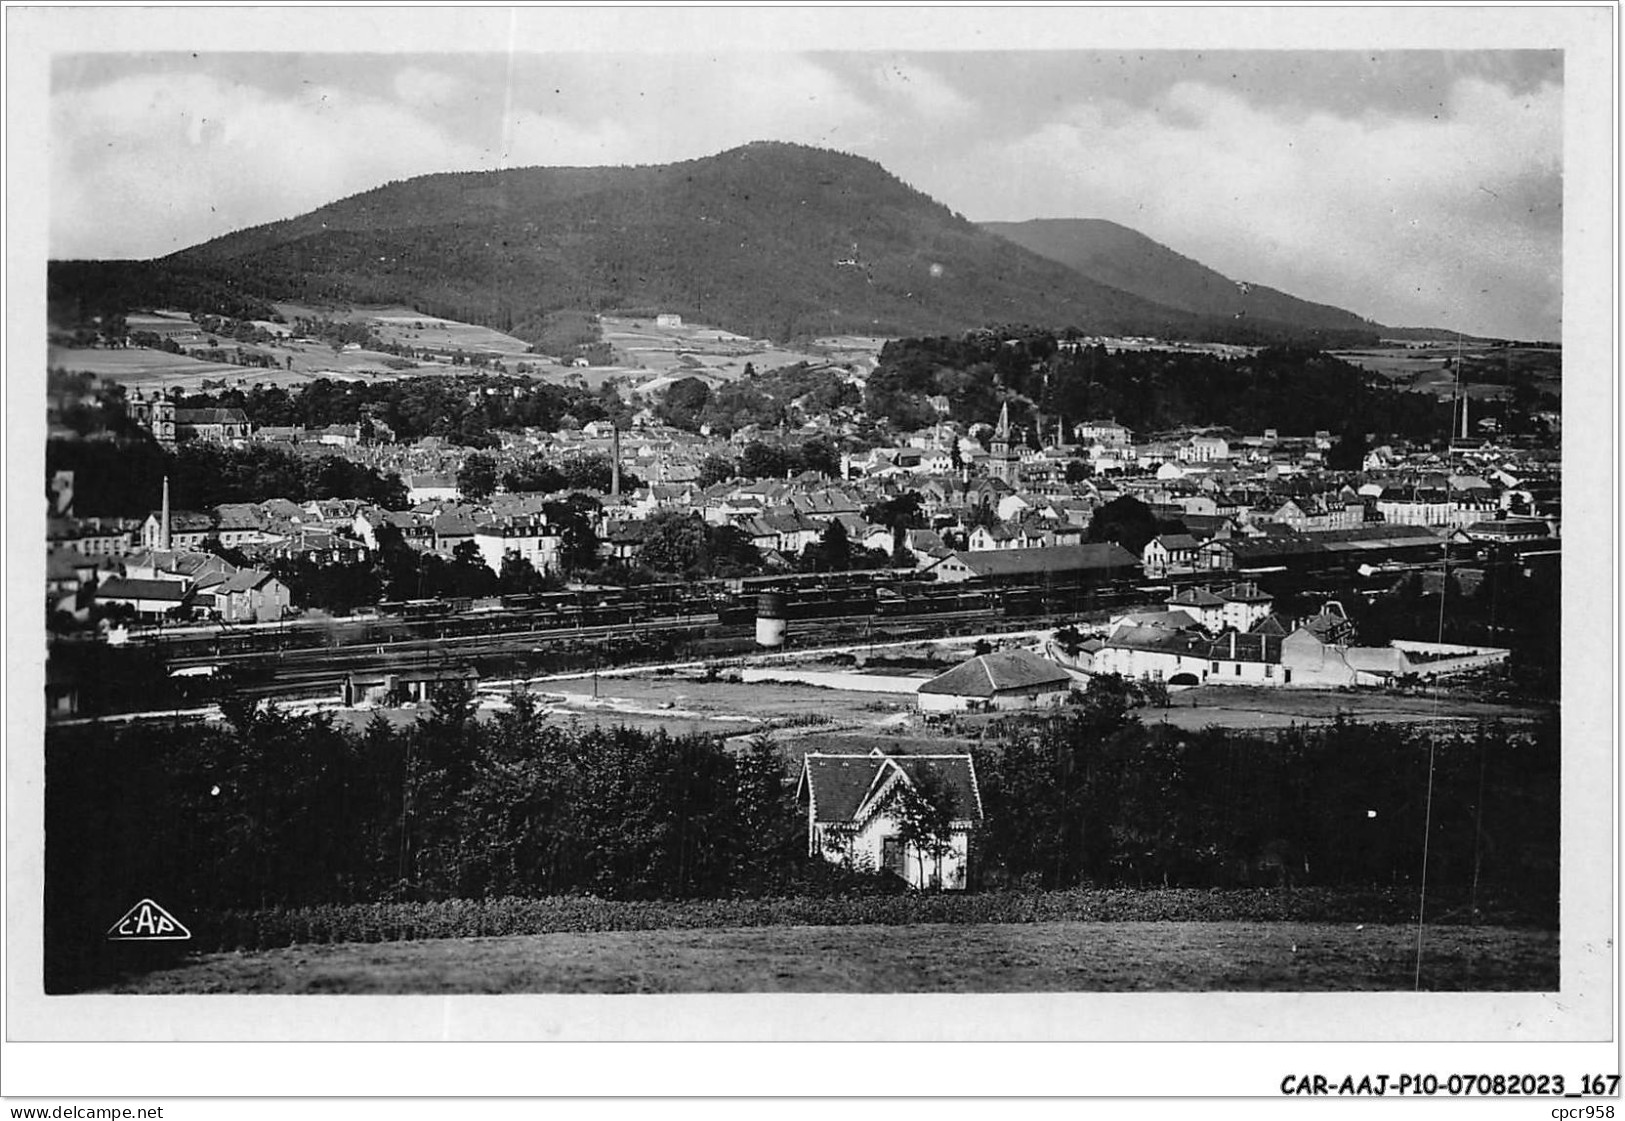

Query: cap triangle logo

[107,898,192,941]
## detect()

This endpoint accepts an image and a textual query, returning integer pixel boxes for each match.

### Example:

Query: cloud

[47,52,1561,338]
[392,65,467,109]
[52,72,426,255]
[869,59,976,122]
[49,68,591,256]
[947,74,1561,338]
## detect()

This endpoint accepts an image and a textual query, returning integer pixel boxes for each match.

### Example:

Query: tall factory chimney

[610,426,622,500]
[1459,393,1470,440]
[159,475,172,551]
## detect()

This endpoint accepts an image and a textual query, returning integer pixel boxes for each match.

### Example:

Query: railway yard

[51,553,1543,734]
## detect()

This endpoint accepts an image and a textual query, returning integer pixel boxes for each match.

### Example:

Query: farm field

[1333,347,1458,385]
[94,920,1557,994]
[51,340,465,392]
[1334,346,1558,400]
[48,344,252,389]
[599,314,877,391]
[356,308,537,359]
[88,305,885,396]
[125,310,212,339]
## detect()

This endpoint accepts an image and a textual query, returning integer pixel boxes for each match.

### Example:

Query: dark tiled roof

[917,650,1072,697]
[1106,625,1210,657]
[890,756,984,822]
[213,503,264,530]
[176,408,248,425]
[217,568,279,593]
[48,517,139,541]
[96,577,189,602]
[801,754,888,823]
[1116,610,1204,631]
[146,510,215,533]
[949,543,1139,579]
[799,753,984,825]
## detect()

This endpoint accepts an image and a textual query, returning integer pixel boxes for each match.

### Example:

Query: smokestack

[159,475,172,551]
[610,426,621,500]
[1459,393,1470,440]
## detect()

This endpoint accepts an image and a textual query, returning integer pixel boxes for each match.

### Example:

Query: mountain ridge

[981,217,1377,335]
[52,142,1386,348]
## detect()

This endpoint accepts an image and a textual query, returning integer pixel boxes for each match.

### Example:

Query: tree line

[173,374,614,448]
[656,363,862,436]
[46,687,1556,924]
[47,436,409,517]
[867,330,1452,444]
[43,692,807,986]
[974,688,1556,919]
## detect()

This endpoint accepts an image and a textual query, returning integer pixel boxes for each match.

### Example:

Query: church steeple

[989,402,1017,484]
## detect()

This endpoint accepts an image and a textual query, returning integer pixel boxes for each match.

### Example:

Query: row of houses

[49,545,293,625]
[49,498,373,563]
[1056,586,1508,689]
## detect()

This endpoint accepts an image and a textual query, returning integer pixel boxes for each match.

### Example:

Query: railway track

[163,606,1029,706]
[162,614,721,671]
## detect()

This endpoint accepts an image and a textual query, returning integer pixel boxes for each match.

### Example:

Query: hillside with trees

[49,143,1382,348]
[983,218,1380,338]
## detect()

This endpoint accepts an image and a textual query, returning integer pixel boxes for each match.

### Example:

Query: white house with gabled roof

[796,750,984,890]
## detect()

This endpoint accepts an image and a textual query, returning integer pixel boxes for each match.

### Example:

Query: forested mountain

[982,218,1378,336]
[49,142,1381,348]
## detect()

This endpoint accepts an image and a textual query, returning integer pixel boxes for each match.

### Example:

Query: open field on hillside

[125,311,210,337]
[599,314,878,391]
[48,345,251,388]
[1332,348,1456,383]
[94,921,1557,994]
[103,305,882,395]
[52,340,469,391]
[1335,346,1559,401]
[364,310,536,358]
[1333,348,1505,398]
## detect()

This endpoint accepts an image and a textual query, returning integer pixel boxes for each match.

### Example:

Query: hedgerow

[193,886,1537,955]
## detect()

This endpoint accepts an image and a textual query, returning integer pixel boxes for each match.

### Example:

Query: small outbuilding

[797,750,984,889]
[916,649,1074,713]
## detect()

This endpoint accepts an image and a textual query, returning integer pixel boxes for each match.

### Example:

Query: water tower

[755,591,787,648]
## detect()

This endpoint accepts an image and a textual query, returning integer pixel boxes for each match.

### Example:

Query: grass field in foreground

[97,921,1556,994]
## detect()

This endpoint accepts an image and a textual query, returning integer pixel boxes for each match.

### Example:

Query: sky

[46,33,1564,340]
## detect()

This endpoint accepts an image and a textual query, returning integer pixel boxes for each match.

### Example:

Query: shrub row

[194,887,1542,955]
